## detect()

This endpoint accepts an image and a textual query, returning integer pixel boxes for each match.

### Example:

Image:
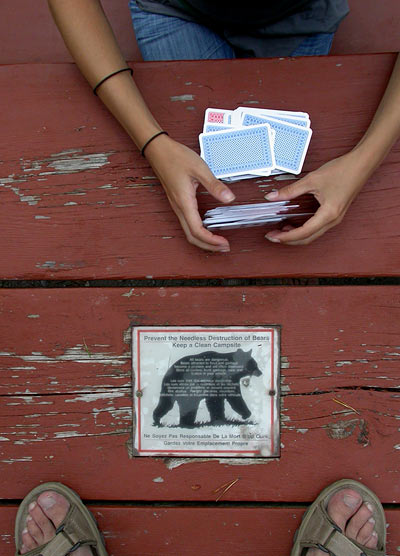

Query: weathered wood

[1,0,400,64]
[0,287,398,502]
[1,54,399,279]
[1,506,399,555]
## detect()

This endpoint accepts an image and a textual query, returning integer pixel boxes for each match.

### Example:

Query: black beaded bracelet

[141,131,169,157]
[93,67,133,96]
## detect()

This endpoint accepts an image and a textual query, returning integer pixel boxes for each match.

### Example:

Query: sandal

[14,482,108,556]
[291,479,386,556]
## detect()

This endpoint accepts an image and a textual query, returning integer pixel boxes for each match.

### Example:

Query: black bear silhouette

[153,348,262,428]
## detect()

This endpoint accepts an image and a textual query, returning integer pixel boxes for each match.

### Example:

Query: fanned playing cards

[201,106,312,180]
[200,106,315,230]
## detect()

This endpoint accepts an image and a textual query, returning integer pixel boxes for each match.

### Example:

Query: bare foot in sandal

[20,491,93,556]
[308,488,378,555]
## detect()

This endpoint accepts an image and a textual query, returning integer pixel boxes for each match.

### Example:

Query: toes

[28,501,56,543]
[364,530,379,549]
[37,491,70,529]
[20,529,37,553]
[326,488,362,531]
[355,514,376,546]
[26,513,44,546]
[345,502,373,541]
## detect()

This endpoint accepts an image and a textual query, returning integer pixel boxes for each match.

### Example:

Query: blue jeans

[129,0,334,61]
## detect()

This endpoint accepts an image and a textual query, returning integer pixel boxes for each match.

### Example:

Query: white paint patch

[18,344,129,366]
[64,202,77,206]
[170,94,194,102]
[40,150,113,174]
[1,457,32,464]
[152,476,164,483]
[35,215,50,220]
[273,174,298,181]
[65,391,126,403]
[164,457,274,469]
[0,183,40,205]
[336,361,352,367]
[27,314,40,319]
[122,288,135,298]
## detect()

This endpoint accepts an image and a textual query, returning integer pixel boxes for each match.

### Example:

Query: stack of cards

[203,201,314,230]
[200,107,312,181]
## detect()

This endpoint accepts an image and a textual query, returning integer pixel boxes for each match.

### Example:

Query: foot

[307,488,379,555]
[19,491,94,555]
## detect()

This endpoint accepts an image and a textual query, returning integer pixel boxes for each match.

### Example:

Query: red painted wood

[0,54,399,279]
[0,287,398,502]
[1,506,399,555]
[331,0,400,55]
[1,0,399,64]
[0,0,142,64]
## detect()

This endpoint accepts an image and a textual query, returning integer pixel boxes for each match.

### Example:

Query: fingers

[265,175,313,202]
[167,191,230,252]
[265,205,340,245]
[175,204,230,252]
[198,168,236,204]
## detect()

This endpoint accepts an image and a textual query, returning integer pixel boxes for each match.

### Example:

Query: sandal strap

[18,505,97,556]
[300,502,385,556]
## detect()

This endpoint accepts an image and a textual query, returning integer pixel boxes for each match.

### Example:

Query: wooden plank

[0,0,141,64]
[0,287,398,502]
[1,0,400,64]
[1,54,399,279]
[1,506,399,555]
[331,0,400,54]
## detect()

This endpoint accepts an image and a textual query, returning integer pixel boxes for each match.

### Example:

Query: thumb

[200,169,236,204]
[265,175,312,202]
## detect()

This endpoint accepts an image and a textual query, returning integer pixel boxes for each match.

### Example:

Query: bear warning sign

[132,326,280,457]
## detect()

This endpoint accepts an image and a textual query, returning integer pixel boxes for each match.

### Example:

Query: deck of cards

[200,106,315,230]
[203,201,314,230]
[199,107,312,181]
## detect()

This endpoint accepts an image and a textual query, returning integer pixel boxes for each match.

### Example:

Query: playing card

[241,114,312,174]
[204,108,234,125]
[199,125,275,179]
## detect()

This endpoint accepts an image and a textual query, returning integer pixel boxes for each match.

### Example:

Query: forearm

[48,0,161,148]
[352,54,400,175]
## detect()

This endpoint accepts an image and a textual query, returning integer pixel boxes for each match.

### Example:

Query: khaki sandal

[291,479,386,556]
[15,482,108,556]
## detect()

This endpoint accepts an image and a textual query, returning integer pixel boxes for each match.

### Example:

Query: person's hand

[144,134,235,252]
[264,149,371,245]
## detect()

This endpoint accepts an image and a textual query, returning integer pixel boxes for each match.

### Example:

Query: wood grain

[1,507,399,555]
[1,54,399,279]
[0,287,398,503]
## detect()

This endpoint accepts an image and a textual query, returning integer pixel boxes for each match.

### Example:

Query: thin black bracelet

[141,131,169,157]
[93,67,133,96]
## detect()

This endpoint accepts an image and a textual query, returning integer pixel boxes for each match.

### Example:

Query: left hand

[264,150,371,245]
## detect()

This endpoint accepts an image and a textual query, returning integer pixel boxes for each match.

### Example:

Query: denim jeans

[129,0,334,61]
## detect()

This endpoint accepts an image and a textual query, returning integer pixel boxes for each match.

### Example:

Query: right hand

[144,134,235,252]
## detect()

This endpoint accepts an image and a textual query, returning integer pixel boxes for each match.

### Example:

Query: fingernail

[368,517,375,524]
[372,531,378,538]
[219,247,230,253]
[266,235,280,243]
[221,190,235,202]
[366,503,374,513]
[343,494,360,509]
[39,494,56,510]
[28,502,36,511]
[22,528,28,535]
[265,190,278,200]
[26,516,32,522]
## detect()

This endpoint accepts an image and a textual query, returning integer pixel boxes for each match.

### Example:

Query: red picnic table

[0,3,399,554]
